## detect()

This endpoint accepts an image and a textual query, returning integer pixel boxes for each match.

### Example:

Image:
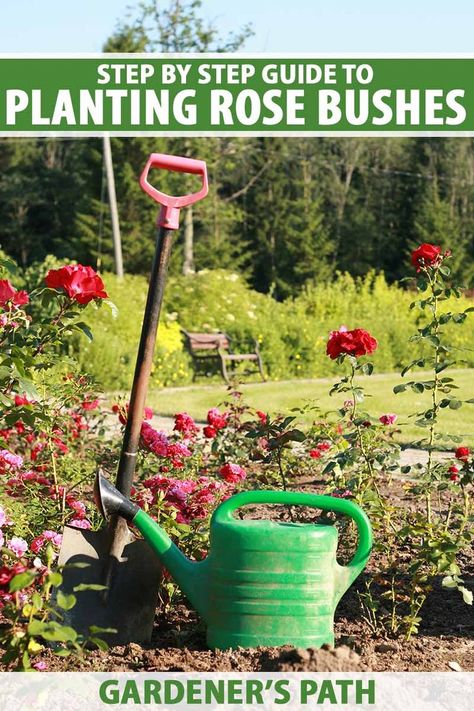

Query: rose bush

[0,257,111,668]
[45,265,108,304]
[0,244,472,669]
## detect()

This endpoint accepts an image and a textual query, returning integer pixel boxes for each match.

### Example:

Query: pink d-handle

[139,153,208,230]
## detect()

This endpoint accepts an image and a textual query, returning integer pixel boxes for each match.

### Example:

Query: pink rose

[379,413,398,426]
[7,536,28,557]
[69,519,92,530]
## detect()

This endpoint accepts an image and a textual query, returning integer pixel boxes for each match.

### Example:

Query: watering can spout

[94,472,210,620]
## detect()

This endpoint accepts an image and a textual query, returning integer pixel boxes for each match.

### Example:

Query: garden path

[100,405,452,470]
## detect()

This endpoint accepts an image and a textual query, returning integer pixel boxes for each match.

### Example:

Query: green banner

[1,55,473,134]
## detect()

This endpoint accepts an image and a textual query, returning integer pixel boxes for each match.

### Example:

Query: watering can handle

[139,153,208,230]
[213,491,372,590]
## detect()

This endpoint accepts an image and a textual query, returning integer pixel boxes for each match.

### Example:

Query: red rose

[81,398,99,411]
[309,449,321,459]
[45,265,108,304]
[317,441,331,452]
[207,408,228,430]
[174,412,198,436]
[448,465,459,482]
[326,327,378,360]
[13,290,29,306]
[203,425,217,439]
[219,462,246,483]
[0,279,29,308]
[14,395,34,407]
[455,446,470,461]
[256,410,267,424]
[411,243,442,272]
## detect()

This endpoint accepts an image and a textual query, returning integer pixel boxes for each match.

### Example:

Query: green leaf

[56,591,77,611]
[28,620,78,643]
[44,624,78,643]
[460,586,473,605]
[75,322,93,342]
[9,571,36,593]
[0,257,18,275]
[54,649,72,657]
[393,384,407,394]
[448,399,462,410]
[412,382,425,393]
[88,626,117,635]
[353,389,365,403]
[435,361,455,374]
[27,620,48,636]
[47,572,63,587]
[31,592,43,611]
[73,583,108,592]
[17,378,39,400]
[103,299,118,318]
[439,313,451,324]
[89,637,109,651]
[275,428,306,446]
[63,561,91,570]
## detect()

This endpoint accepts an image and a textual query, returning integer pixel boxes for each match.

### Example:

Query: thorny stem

[390,577,397,634]
[349,362,379,497]
[426,268,441,524]
[406,593,426,641]
[33,297,73,356]
[349,364,358,421]
[457,486,470,538]
[277,446,295,522]
[444,498,453,533]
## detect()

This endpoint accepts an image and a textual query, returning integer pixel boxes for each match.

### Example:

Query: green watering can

[94,473,372,649]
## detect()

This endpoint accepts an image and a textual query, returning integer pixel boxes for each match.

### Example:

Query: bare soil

[39,576,473,672]
[2,476,473,673]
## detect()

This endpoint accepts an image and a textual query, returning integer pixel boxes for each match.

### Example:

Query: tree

[103,1,253,275]
[244,139,333,298]
[104,0,253,53]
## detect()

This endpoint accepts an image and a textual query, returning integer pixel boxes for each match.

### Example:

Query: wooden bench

[182,330,265,385]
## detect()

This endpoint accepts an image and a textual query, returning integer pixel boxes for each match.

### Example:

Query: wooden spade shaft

[107,226,174,569]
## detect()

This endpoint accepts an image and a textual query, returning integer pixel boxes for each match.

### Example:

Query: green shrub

[165,270,290,379]
[66,268,474,390]
[73,273,192,391]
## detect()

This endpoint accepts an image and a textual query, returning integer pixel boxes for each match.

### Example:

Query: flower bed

[0,245,472,671]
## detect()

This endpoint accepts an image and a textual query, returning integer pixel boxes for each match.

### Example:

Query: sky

[0,0,473,53]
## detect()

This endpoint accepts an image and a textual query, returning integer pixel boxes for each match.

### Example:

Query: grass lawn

[146,369,474,447]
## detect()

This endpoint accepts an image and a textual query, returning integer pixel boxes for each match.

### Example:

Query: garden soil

[27,477,474,673]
